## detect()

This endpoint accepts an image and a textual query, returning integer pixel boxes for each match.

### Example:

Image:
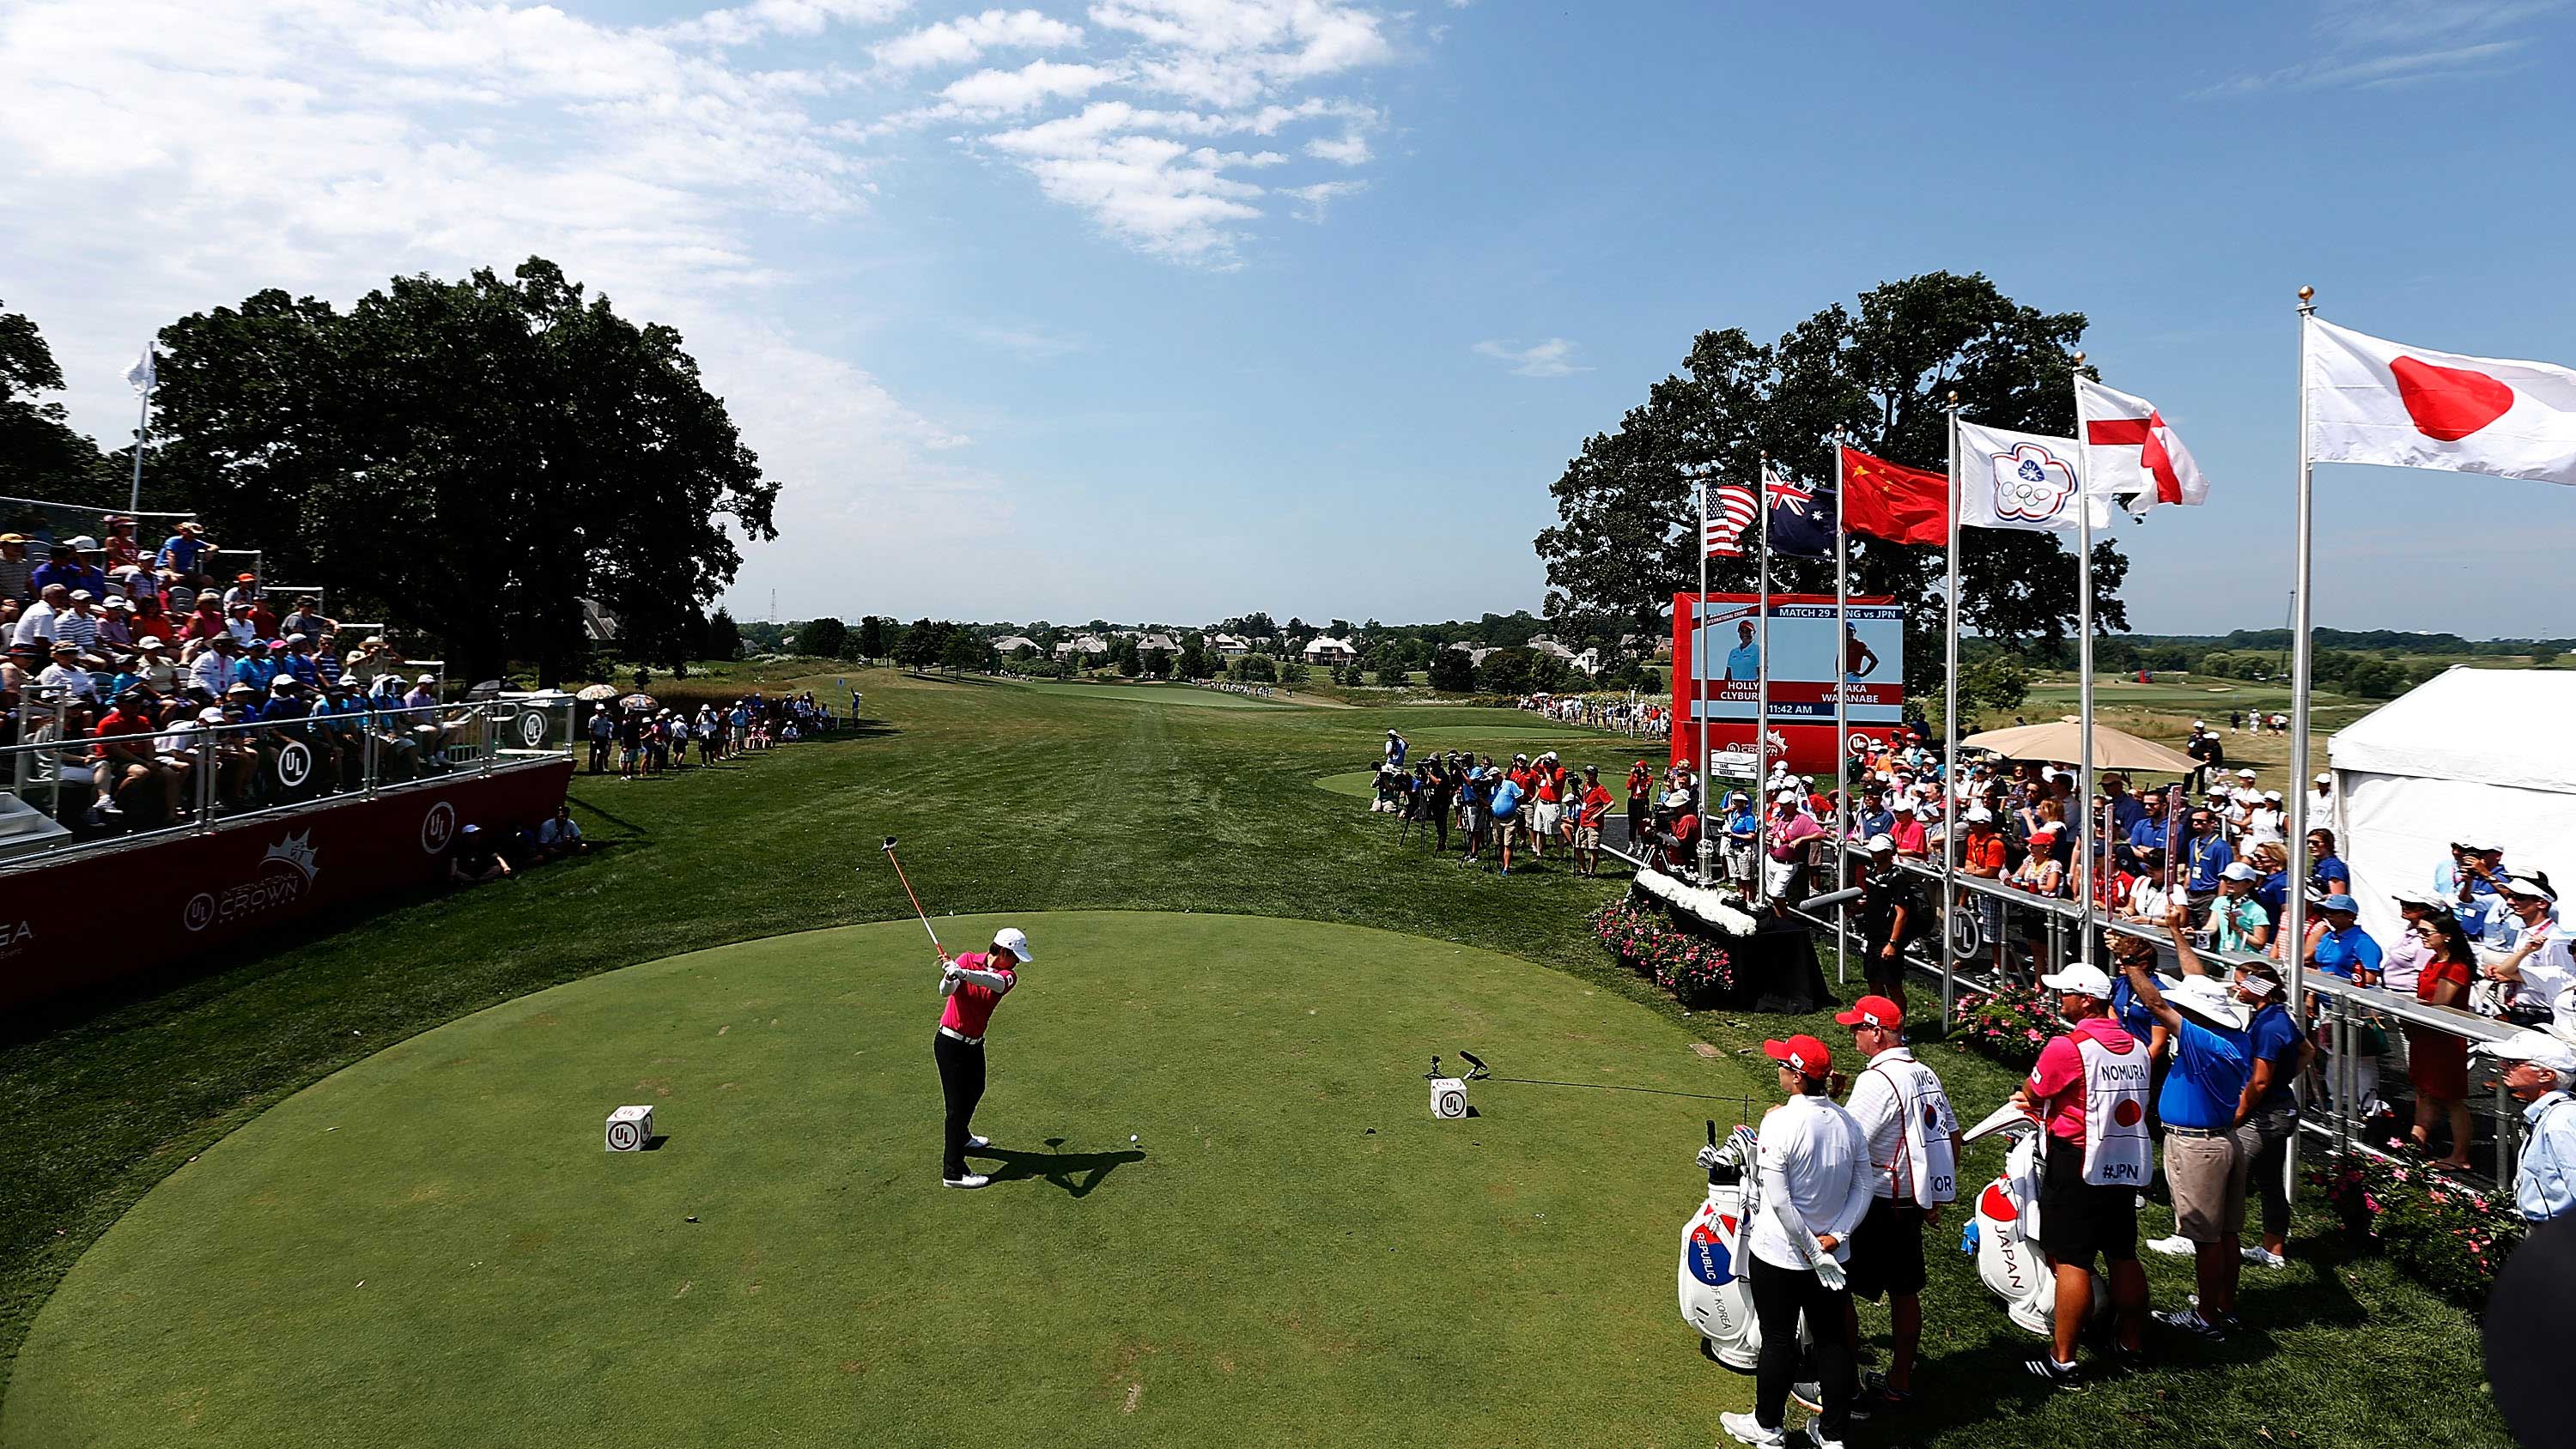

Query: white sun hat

[991,926,1034,961]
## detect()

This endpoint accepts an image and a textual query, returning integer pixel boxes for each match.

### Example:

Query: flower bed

[2316,1150,2523,1307]
[1947,984,2057,1071]
[1589,897,1736,1009]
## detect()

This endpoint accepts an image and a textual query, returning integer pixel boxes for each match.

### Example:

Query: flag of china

[1838,446,1948,545]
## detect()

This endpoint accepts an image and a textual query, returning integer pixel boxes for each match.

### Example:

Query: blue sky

[5,0,2573,635]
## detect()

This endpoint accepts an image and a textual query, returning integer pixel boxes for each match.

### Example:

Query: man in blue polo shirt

[2232,961,2306,1268]
[1846,783,1895,846]
[2123,793,2170,875]
[2308,894,2383,985]
[1488,770,1522,876]
[2179,808,2233,910]
[2117,912,2251,1339]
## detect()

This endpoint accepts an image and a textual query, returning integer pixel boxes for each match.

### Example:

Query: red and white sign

[2306,318,2576,486]
[0,761,573,1010]
[1671,592,1905,774]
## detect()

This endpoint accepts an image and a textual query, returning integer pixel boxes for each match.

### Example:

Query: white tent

[2328,666,2576,945]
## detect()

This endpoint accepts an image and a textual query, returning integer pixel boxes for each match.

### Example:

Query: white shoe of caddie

[942,1173,991,1189]
[965,1134,992,1150]
[2145,1234,2196,1258]
[1717,1410,1786,1447]
[2243,1246,2286,1269]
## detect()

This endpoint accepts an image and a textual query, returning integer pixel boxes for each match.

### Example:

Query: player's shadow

[969,1137,1144,1198]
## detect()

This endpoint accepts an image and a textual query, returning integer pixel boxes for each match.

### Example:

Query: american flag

[1704,481,1758,557]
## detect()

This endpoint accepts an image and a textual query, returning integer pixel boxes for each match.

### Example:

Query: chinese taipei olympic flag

[1953,421,2113,534]
[2306,318,2576,486]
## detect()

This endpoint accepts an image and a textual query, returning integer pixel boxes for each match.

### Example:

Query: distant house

[1527,638,1578,662]
[1053,634,1110,659]
[1448,640,1494,667]
[1212,634,1252,658]
[1135,632,1181,654]
[1303,635,1358,664]
[993,635,1040,656]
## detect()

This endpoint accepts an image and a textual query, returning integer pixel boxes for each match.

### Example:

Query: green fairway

[8,912,1757,1449]
[1316,769,1376,797]
[999,678,1307,708]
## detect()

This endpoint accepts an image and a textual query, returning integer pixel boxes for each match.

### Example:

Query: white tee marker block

[606,1104,654,1152]
[1429,1078,1468,1119]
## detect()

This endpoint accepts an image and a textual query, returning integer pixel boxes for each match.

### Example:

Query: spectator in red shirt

[1574,764,1614,877]
[179,594,227,645]
[93,688,183,819]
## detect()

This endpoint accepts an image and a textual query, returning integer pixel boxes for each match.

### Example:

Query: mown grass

[0,669,2508,1446]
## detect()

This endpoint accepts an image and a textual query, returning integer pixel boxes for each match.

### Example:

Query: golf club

[879,835,944,954]
[1457,1050,1491,1081]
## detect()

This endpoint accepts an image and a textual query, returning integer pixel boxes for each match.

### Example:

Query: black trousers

[933,1030,987,1179]
[1747,1253,1854,1440]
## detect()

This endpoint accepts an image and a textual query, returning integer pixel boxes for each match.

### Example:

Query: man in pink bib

[935,926,1033,1189]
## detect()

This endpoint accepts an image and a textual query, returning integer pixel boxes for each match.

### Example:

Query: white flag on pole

[1954,420,2111,533]
[125,346,155,394]
[2306,318,2576,487]
[2077,376,2208,511]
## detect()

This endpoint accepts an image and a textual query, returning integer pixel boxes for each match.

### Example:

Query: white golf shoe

[965,1134,992,1150]
[2242,1246,2287,1269]
[1717,1411,1786,1446]
[941,1173,991,1189]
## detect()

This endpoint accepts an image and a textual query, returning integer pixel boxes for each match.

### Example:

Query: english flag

[1704,480,1758,557]
[2306,318,2576,486]
[1954,421,2112,534]
[2077,377,2208,511]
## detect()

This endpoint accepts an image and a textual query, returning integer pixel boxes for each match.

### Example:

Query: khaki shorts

[1575,825,1602,848]
[2164,1130,2248,1243]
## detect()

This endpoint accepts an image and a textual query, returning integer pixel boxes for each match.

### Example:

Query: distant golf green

[1001,678,1303,707]
[1315,769,1376,797]
[7,912,1758,1449]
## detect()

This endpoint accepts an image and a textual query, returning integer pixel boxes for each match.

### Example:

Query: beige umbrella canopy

[1957,719,2200,775]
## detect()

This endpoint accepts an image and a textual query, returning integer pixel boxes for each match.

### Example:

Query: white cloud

[2203,0,2559,93]
[1473,338,1587,379]
[664,0,912,46]
[1304,131,1370,165]
[1281,179,1364,221]
[873,9,1085,70]
[939,58,1124,117]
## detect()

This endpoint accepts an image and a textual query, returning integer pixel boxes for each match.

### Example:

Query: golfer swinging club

[935,926,1034,1189]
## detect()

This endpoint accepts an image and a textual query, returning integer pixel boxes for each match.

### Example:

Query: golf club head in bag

[1679,1122,1766,1371]
[1959,1101,2108,1338]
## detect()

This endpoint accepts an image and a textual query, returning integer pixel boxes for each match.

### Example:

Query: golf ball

[1130,1134,1139,1143]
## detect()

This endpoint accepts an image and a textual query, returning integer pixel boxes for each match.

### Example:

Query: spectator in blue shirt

[1489,773,1523,875]
[1722,620,1759,682]
[234,646,279,694]
[28,543,107,601]
[2437,842,2517,949]
[2305,828,2350,896]
[157,523,215,579]
[2114,925,2251,1334]
[2307,894,2383,985]
[2231,961,2306,1267]
[2179,809,2233,905]
[2123,794,2170,873]
[1845,784,1893,845]
[2101,773,2148,838]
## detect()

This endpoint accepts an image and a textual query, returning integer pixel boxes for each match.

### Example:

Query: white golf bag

[1678,1123,1765,1370]
[1959,1102,2107,1338]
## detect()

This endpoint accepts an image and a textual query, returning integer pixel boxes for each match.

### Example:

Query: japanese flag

[2306,318,2576,486]
[2077,377,2208,511]
[1954,421,2111,534]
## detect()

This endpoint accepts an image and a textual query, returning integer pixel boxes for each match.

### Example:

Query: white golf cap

[2193,719,2206,728]
[2475,1028,2576,1076]
[1892,799,1917,814]
[2314,773,2331,785]
[1864,833,1897,853]
[2237,768,2257,779]
[2263,790,2281,802]
[1662,790,1692,809]
[1964,806,1994,824]
[2503,875,2559,903]
[2157,973,2246,1030]
[2038,964,2115,1000]
[991,926,1034,961]
[2221,862,2258,882]
[1775,788,1801,803]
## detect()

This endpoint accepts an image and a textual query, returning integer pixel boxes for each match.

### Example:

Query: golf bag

[1958,1102,2108,1339]
[1678,1123,1765,1370]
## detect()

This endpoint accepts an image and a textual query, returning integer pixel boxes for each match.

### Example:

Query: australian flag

[1765,476,1838,559]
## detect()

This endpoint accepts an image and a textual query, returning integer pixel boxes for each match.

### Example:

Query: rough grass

[0,669,2508,1446]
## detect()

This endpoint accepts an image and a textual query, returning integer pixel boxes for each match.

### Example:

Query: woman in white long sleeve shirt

[1721,1034,1875,1449]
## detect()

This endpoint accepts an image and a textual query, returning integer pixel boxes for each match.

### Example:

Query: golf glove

[1810,1251,1846,1292]
[1696,1145,1723,1171]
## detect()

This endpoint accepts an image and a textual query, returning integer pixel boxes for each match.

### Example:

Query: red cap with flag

[1833,995,1904,1031]
[1764,1034,1834,1080]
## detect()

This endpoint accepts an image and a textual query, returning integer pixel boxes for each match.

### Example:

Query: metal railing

[0,690,572,868]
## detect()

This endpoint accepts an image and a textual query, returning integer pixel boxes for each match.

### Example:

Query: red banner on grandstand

[1671,591,1906,775]
[0,761,573,1011]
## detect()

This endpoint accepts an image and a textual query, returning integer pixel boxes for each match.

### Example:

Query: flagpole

[2071,354,2096,973]
[1698,460,1713,883]
[1755,452,1772,906]
[127,345,152,515]
[1940,395,1960,1020]
[1831,429,1850,981]
[2286,286,2318,1163]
